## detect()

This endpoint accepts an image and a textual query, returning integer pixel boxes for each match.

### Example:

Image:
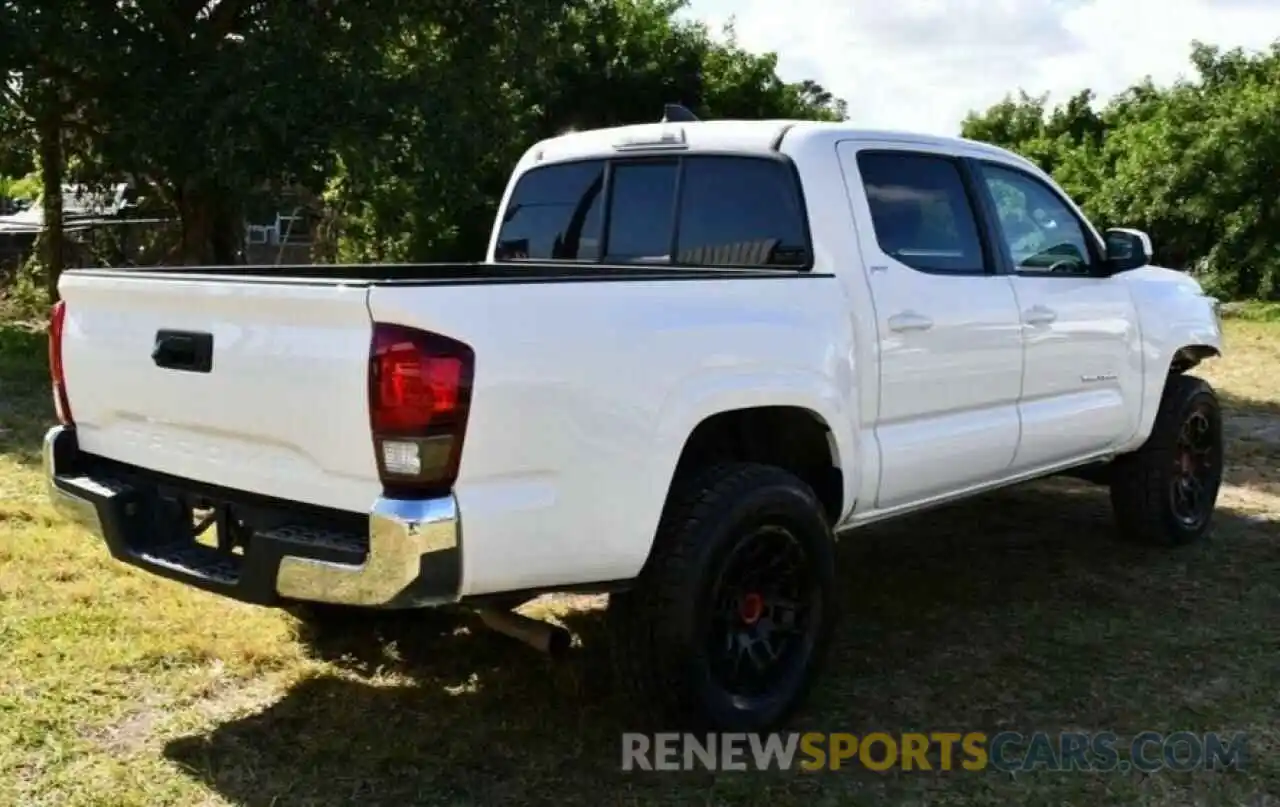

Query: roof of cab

[522,118,1037,174]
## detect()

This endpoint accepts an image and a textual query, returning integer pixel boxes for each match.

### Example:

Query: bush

[0,256,52,323]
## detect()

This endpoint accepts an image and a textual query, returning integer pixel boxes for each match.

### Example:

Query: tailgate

[58,272,382,513]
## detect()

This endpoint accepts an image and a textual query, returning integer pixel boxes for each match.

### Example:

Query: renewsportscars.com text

[620,731,1249,773]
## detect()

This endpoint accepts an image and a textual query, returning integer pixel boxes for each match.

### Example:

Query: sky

[682,0,1280,135]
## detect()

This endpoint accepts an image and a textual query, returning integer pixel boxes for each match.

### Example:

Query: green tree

[325,0,847,263]
[962,40,1280,299]
[0,0,105,294]
[4,0,845,281]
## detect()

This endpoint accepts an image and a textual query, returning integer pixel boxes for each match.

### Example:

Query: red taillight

[49,300,74,425]
[368,323,474,493]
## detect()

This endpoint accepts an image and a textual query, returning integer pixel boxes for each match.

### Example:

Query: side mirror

[1104,228,1153,274]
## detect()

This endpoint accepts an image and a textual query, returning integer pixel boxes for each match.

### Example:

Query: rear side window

[856,152,987,275]
[494,155,811,268]
[676,157,809,267]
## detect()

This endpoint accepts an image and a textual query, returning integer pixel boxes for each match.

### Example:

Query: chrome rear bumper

[43,425,461,608]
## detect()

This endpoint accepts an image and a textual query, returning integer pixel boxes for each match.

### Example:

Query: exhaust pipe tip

[476,607,572,657]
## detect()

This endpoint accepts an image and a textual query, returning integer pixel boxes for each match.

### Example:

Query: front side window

[979,163,1096,275]
[494,155,812,268]
[857,152,988,275]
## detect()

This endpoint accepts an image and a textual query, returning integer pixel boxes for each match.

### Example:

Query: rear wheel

[608,463,836,731]
[1110,374,1223,546]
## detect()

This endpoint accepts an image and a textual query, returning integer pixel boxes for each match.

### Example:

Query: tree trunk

[176,184,240,266]
[177,191,215,265]
[36,108,65,300]
[211,194,241,265]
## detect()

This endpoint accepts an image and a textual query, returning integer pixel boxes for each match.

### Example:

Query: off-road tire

[1109,374,1223,546]
[607,462,836,731]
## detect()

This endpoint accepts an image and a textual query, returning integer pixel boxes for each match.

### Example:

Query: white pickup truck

[44,111,1225,731]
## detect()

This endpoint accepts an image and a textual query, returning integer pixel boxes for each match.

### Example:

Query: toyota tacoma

[44,110,1224,731]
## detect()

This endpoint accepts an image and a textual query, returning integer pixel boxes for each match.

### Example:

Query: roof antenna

[662,103,700,123]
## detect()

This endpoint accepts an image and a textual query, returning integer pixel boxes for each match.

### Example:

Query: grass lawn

[1,313,1277,806]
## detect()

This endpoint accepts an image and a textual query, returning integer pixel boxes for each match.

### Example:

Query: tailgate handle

[152,330,213,373]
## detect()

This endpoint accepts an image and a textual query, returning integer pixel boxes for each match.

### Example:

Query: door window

[979,163,1097,275]
[856,152,989,275]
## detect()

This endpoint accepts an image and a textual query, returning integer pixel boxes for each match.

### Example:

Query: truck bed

[57,260,834,510]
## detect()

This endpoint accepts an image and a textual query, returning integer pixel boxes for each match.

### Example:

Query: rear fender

[649,368,858,526]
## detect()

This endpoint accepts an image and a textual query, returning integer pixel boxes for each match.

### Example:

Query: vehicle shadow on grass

[163,479,1280,807]
[1220,389,1280,418]
[1219,389,1280,436]
[0,323,52,468]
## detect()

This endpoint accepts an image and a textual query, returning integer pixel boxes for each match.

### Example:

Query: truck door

[836,142,1024,510]
[968,159,1142,468]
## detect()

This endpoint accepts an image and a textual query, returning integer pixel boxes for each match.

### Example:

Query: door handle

[1023,306,1057,326]
[152,330,214,373]
[887,311,934,332]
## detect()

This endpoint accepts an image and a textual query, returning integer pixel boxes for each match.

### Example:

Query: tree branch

[132,173,178,211]
[0,82,31,121]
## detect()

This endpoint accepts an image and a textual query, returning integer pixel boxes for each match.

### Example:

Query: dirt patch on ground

[86,665,291,757]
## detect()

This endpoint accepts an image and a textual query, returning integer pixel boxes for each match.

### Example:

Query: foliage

[321,0,848,262]
[0,172,40,202]
[1,0,115,293]
[1221,300,1280,322]
[6,4,1280,300]
[0,255,51,322]
[1,0,846,278]
[0,99,34,179]
[6,2,1280,305]
[963,40,1280,300]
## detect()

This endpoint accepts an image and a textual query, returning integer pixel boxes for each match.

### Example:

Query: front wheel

[608,463,836,731]
[1109,374,1224,546]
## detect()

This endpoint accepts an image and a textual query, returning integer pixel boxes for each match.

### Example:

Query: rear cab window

[494,155,811,269]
